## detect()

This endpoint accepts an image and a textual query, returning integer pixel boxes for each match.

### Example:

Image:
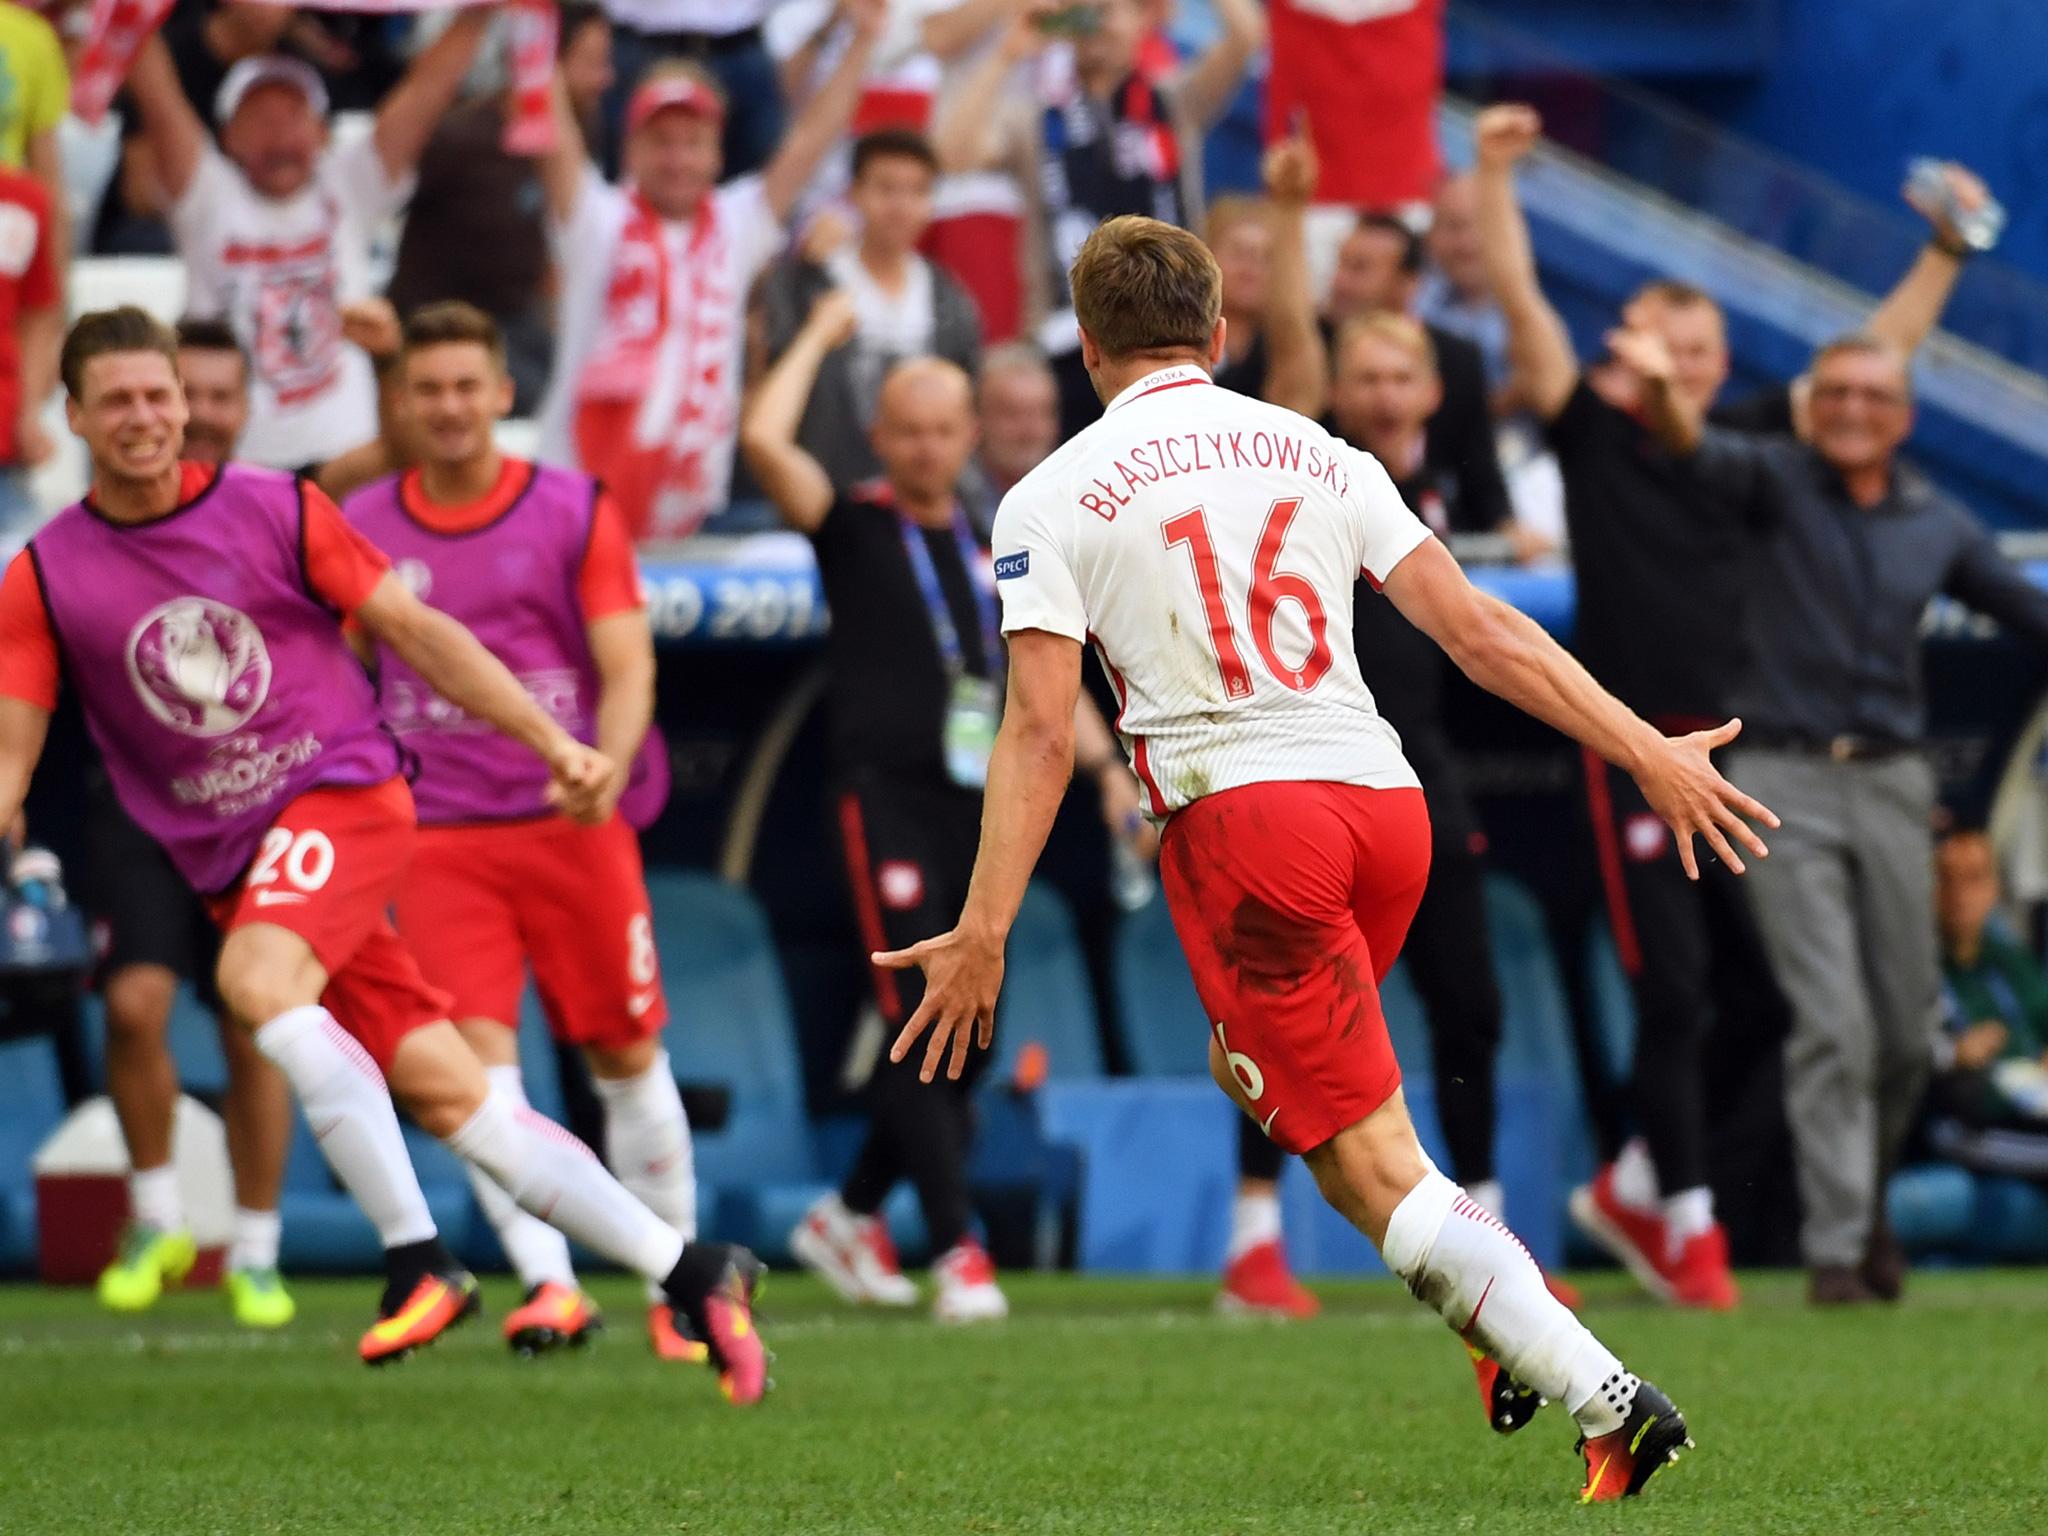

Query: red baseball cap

[626,75,726,136]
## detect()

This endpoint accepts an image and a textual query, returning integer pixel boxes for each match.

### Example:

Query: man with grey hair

[1622,324,2048,1305]
[960,340,1059,536]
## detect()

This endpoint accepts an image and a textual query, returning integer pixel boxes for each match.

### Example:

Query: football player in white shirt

[878,217,1780,1504]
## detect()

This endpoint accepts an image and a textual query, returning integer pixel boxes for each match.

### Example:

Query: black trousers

[1241,765,1504,1185]
[833,770,988,1253]
[1581,747,1788,1195]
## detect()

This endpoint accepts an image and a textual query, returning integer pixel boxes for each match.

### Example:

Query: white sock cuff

[129,1165,184,1231]
[444,1086,515,1161]
[590,1053,676,1111]
[484,1063,530,1107]
[256,1005,384,1084]
[1380,1168,1460,1283]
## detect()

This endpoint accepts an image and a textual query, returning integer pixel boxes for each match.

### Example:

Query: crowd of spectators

[2,0,2046,1308]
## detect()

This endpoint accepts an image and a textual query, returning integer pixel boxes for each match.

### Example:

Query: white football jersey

[992,365,1432,816]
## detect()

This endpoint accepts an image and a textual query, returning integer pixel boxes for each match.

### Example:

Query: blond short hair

[1334,311,1438,376]
[1069,216,1222,362]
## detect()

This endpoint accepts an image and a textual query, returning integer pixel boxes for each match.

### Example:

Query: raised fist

[1473,104,1542,171]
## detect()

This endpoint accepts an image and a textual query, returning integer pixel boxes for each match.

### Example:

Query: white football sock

[1465,1179,1506,1222]
[442,1085,684,1284]
[128,1164,183,1233]
[592,1053,696,1302]
[253,1006,437,1248]
[1611,1138,1660,1211]
[464,1066,576,1291]
[1381,1168,1637,1438]
[1226,1189,1282,1262]
[1662,1186,1714,1253]
[228,1207,281,1273]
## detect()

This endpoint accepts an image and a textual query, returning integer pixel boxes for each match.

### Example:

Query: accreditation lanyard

[895,507,1002,685]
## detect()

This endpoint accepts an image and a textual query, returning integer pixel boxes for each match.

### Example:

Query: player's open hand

[1630,718,1780,879]
[544,739,620,825]
[874,926,1006,1083]
[1473,104,1541,171]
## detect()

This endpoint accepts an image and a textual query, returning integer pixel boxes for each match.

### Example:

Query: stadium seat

[989,882,1103,1086]
[1887,1164,1978,1256]
[643,870,824,1255]
[0,1035,68,1271]
[1111,896,1205,1077]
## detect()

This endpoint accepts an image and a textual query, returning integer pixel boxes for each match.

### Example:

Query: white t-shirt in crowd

[825,246,936,356]
[537,165,783,536]
[993,366,1431,817]
[170,137,409,470]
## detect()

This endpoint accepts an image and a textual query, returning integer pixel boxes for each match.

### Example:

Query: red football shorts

[209,776,453,1073]
[395,813,667,1053]
[1159,781,1432,1156]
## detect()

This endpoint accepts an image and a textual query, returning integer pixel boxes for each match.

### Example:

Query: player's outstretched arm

[876,629,1083,1082]
[1381,538,1778,879]
[353,573,617,823]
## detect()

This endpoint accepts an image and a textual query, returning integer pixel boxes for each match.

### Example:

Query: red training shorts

[394,813,667,1054]
[1159,780,1432,1156]
[208,776,454,1072]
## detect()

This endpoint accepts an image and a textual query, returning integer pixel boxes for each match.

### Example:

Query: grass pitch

[0,1269,2042,1534]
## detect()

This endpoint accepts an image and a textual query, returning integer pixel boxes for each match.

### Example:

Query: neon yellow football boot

[96,1224,198,1312]
[226,1266,297,1329]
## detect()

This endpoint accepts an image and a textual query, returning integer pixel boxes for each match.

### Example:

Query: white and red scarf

[573,189,739,538]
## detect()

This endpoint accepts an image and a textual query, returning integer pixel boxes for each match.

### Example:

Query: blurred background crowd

[5,0,2048,1314]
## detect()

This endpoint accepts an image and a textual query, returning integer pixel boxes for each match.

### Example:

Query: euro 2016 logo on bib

[125,598,273,737]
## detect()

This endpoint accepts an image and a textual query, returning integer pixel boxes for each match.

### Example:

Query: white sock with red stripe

[464,1066,576,1291]
[591,1053,696,1303]
[252,1006,437,1248]
[443,1086,684,1284]
[1226,1190,1281,1263]
[1381,1167,1635,1438]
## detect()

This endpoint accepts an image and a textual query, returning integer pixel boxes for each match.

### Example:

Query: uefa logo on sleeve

[125,597,275,737]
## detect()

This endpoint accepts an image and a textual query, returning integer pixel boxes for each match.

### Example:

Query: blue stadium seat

[0,1035,67,1271]
[989,882,1102,1085]
[1111,896,1205,1077]
[644,871,822,1254]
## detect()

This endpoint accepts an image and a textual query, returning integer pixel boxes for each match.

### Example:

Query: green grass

[0,1270,2043,1534]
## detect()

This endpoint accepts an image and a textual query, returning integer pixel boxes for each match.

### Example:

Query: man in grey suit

[1620,325,2048,1304]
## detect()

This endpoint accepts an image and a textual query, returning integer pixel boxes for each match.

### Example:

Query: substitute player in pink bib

[347,302,699,1361]
[880,219,1782,1504]
[0,308,766,1399]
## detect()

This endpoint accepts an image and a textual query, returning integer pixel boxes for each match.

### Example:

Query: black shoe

[1861,1220,1907,1302]
[1809,1264,1880,1306]
[1466,1343,1546,1435]
[1577,1377,1692,1502]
